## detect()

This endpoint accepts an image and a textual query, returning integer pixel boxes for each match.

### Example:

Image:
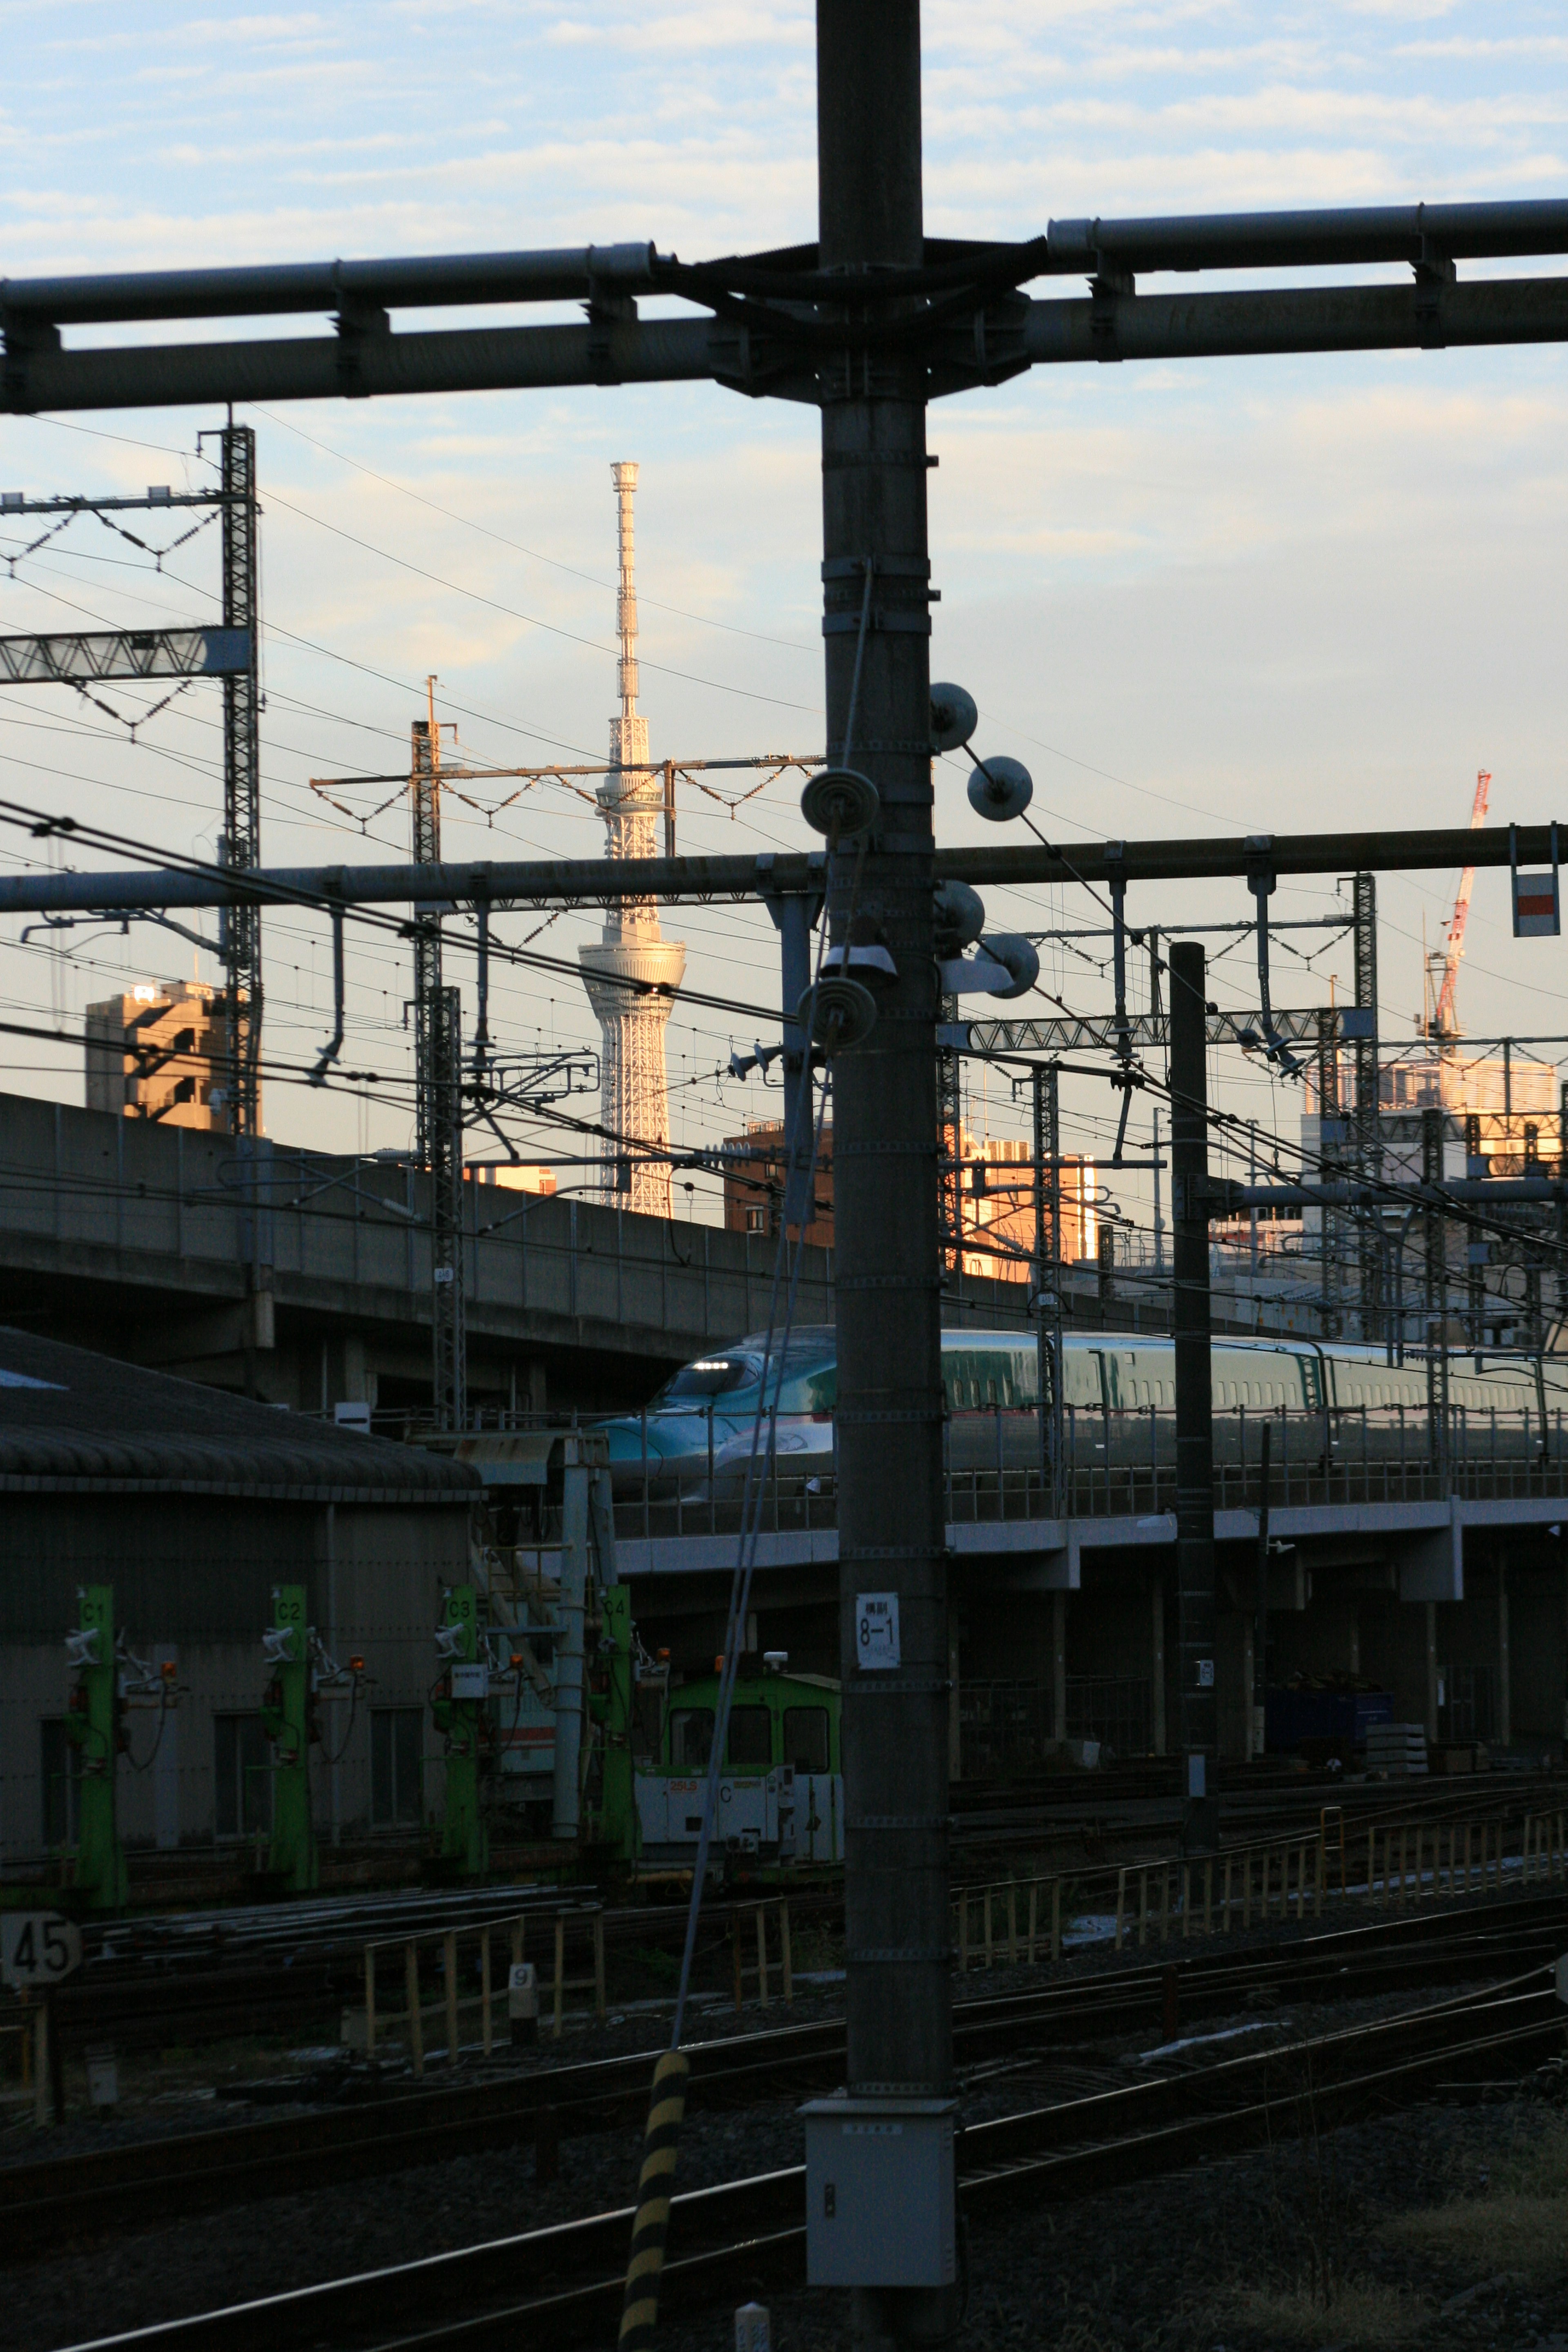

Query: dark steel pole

[1170,942,1218,1842]
[818,7,952,2344]
[1254,1417,1272,1761]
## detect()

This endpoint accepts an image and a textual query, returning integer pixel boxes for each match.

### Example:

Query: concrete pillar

[948,1621,962,1781]
[1241,1617,1256,1759]
[1424,1601,1439,1745]
[1150,1575,1167,1755]
[325,1332,369,1404]
[1498,1564,1511,1749]
[1051,1591,1067,1744]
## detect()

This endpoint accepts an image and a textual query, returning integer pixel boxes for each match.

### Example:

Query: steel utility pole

[1316,1006,1343,1339]
[1353,873,1382,1343]
[818,8,953,2344]
[1423,1103,1449,1479]
[411,693,466,1431]
[1032,1064,1065,1517]
[219,421,263,1139]
[1169,941,1218,1842]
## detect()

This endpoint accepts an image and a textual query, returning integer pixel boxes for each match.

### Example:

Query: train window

[783,1706,831,1772]
[726,1707,774,1769]
[670,1708,714,1770]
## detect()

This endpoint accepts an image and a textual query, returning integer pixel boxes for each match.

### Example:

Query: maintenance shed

[0,1327,479,1875]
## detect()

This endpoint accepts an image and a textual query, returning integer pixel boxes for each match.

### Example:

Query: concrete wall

[0,1091,1043,1414]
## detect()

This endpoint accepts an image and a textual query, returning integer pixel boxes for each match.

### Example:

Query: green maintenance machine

[432,1583,490,1879]
[63,1584,128,1911]
[260,1584,318,1893]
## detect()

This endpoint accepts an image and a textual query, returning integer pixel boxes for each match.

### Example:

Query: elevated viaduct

[0,1091,1236,1416]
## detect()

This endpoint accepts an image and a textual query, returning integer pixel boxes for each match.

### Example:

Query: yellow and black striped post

[618,2047,690,2348]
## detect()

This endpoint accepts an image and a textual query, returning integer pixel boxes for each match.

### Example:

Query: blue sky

[1,2,1566,1213]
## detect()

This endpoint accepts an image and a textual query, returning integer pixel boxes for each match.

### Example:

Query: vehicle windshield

[649,1328,837,1418]
[657,1355,763,1401]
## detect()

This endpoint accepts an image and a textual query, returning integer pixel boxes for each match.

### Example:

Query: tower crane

[1425,768,1490,1040]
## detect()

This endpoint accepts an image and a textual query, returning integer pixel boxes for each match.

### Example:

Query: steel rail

[56,1974,1565,2352]
[0,823,1561,919]
[16,1894,1566,2261]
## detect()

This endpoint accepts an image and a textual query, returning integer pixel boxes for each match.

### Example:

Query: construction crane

[1425,768,1490,1040]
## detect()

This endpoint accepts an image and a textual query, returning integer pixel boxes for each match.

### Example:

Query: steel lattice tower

[411,701,465,1430]
[578,462,685,1212]
[219,422,262,1137]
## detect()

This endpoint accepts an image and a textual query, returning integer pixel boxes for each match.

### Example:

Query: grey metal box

[801,2096,957,2287]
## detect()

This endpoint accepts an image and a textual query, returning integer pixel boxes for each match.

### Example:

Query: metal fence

[605,1402,1568,1541]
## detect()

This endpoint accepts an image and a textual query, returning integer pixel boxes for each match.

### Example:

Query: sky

[0,0,1566,1240]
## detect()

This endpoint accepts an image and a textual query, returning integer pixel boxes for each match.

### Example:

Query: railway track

[58,1964,1568,2352]
[9,1887,1566,2262]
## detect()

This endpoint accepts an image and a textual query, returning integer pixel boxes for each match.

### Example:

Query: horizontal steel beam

[0,824,1558,918]
[0,243,660,327]
[0,627,250,685]
[1229,1178,1565,1209]
[5,278,1568,414]
[947,1008,1326,1056]
[1042,198,1568,276]
[3,201,1566,335]
[1019,275,1568,368]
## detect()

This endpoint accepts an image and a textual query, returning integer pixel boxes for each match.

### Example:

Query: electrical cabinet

[802,2096,957,2287]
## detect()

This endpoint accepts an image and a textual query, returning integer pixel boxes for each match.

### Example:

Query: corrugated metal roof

[0,1328,478,1501]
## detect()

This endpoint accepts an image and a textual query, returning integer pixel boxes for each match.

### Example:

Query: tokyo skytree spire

[577,462,686,1212]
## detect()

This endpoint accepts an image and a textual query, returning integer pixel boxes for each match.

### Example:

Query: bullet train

[599,1323,1568,1487]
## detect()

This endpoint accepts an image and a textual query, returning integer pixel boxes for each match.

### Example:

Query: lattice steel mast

[578,462,685,1211]
[411,684,465,1429]
[219,422,263,1138]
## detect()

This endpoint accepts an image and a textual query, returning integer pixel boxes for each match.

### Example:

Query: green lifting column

[65,1584,127,1911]
[597,1584,636,1864]
[433,1584,488,1878]
[261,1584,317,1892]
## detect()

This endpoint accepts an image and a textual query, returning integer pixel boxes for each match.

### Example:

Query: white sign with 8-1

[1,1912,82,1990]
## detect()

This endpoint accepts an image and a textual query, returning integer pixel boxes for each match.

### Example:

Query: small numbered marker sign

[1,1911,82,1990]
[855,1592,901,1672]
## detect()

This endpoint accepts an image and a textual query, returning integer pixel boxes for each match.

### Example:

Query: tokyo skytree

[578,462,686,1212]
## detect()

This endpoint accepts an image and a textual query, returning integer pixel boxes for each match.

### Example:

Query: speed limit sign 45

[2,1912,82,1989]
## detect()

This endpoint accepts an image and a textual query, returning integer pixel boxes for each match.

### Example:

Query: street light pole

[817,7,954,2345]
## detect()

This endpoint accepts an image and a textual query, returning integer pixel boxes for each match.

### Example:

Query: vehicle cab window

[726,1706,774,1769]
[669,1708,714,1770]
[783,1706,830,1772]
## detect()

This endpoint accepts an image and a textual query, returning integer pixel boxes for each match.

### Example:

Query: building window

[214,1713,272,1840]
[744,1207,766,1234]
[371,1708,425,1827]
[38,1720,79,1851]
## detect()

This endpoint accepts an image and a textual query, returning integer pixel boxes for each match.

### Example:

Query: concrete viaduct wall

[0,1092,1051,1414]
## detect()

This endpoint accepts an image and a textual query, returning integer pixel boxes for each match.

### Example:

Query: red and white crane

[1426,768,1491,1039]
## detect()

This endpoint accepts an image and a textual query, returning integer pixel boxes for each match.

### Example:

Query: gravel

[676,2094,1568,2352]
[4,1913,1562,2350]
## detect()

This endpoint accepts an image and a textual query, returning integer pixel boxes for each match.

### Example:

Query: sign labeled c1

[1,1911,82,1990]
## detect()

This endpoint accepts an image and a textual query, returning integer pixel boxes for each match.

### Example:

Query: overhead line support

[3,824,1565,919]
